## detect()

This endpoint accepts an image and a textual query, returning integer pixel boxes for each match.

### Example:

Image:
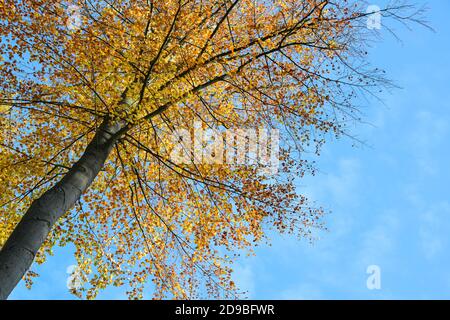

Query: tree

[0,0,423,299]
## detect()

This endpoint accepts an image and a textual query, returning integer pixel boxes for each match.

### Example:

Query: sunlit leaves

[0,0,392,299]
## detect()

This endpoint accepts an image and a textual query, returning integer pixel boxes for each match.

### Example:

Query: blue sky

[10,0,450,299]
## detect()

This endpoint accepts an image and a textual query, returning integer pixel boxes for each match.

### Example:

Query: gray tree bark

[0,118,123,300]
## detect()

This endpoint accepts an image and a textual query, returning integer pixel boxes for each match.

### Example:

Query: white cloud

[409,111,449,175]
[358,210,400,275]
[418,201,450,260]
[232,263,255,298]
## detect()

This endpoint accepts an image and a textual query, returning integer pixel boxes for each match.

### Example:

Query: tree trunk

[0,118,123,300]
